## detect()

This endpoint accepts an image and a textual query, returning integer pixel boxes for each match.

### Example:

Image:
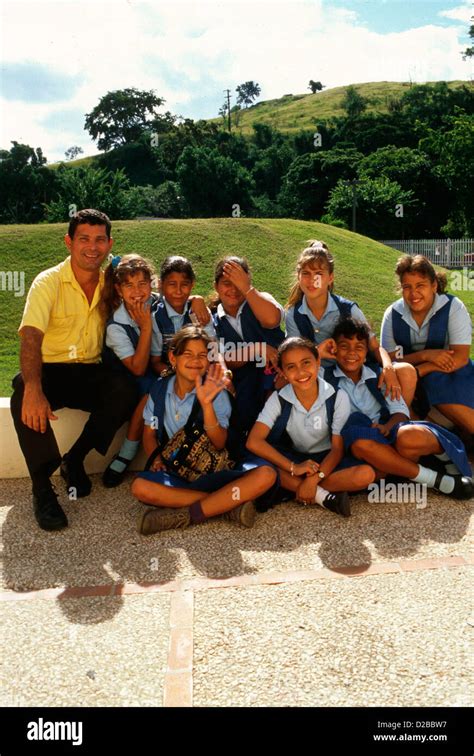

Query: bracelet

[290,462,295,476]
[414,366,421,379]
[204,422,220,430]
[244,286,255,297]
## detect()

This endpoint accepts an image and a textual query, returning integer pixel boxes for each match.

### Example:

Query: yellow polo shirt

[19,257,105,363]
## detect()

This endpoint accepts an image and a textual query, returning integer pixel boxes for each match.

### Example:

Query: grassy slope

[1,218,472,396]
[211,80,469,135]
[48,81,469,168]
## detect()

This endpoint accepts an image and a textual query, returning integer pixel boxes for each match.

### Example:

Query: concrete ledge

[0,398,147,479]
[0,397,455,480]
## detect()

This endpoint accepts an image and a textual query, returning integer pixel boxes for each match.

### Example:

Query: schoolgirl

[285,240,416,405]
[325,318,473,499]
[101,254,162,486]
[131,326,278,534]
[381,254,474,436]
[153,255,215,373]
[246,337,377,517]
[210,256,285,456]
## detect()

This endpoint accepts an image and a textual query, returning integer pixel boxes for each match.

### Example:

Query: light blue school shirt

[333,365,409,423]
[156,298,216,355]
[257,377,351,453]
[143,374,231,438]
[380,294,472,354]
[216,292,284,339]
[285,294,373,343]
[105,300,162,361]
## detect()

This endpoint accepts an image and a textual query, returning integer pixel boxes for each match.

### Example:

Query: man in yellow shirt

[10,209,137,531]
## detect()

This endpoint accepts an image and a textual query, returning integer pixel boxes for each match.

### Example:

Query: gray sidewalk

[1,476,473,707]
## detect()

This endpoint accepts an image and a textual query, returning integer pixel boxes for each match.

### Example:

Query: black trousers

[10,363,138,492]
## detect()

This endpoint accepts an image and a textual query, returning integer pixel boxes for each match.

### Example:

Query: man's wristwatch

[318,471,326,480]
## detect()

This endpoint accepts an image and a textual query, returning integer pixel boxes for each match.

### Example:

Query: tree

[236,81,261,108]
[419,112,474,236]
[277,147,362,219]
[64,146,83,161]
[341,86,367,118]
[308,80,325,94]
[325,176,416,237]
[44,165,132,221]
[84,88,165,151]
[0,141,55,223]
[176,146,254,216]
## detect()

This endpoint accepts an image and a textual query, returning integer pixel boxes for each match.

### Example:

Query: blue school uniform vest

[292,294,355,342]
[212,301,285,349]
[212,301,285,437]
[323,364,391,424]
[392,294,474,411]
[102,320,140,372]
[391,295,453,353]
[266,391,337,448]
[153,300,193,362]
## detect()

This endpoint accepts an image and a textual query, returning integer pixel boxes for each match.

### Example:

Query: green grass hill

[210,80,468,135]
[1,218,472,395]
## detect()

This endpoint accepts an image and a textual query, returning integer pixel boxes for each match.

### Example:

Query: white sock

[413,465,455,494]
[315,486,330,507]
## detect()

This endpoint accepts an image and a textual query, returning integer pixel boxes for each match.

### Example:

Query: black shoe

[102,455,131,488]
[434,472,474,500]
[33,488,68,531]
[60,454,92,498]
[323,492,351,517]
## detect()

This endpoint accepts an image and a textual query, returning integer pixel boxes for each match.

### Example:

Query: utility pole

[343,179,361,232]
[224,89,232,132]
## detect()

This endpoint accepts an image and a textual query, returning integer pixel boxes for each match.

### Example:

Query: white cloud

[0,0,472,161]
[439,2,473,23]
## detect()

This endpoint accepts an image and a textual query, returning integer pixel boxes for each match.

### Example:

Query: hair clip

[110,255,122,269]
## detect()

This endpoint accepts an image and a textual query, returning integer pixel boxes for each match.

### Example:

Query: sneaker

[322,492,351,518]
[222,501,256,528]
[33,488,68,531]
[433,472,474,500]
[138,506,191,535]
[102,455,131,488]
[60,454,92,498]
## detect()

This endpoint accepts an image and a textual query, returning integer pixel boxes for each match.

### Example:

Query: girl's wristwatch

[318,471,326,480]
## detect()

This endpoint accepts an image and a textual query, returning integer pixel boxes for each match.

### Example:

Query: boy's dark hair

[68,209,112,239]
[160,255,195,282]
[277,336,319,368]
[332,318,370,347]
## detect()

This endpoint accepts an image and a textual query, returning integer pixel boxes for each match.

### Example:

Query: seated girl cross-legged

[325,318,473,501]
[131,326,278,535]
[246,337,377,518]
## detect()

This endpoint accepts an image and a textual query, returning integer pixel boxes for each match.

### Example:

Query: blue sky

[0,0,472,162]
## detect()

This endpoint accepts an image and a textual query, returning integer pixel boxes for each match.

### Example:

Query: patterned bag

[160,400,233,482]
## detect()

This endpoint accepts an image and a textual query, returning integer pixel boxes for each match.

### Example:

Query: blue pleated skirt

[135,453,276,490]
[422,361,474,409]
[342,413,472,478]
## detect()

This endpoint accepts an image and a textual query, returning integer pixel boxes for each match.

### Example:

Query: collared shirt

[285,294,373,344]
[380,294,472,353]
[143,374,232,438]
[106,300,162,361]
[19,257,104,363]
[257,377,351,453]
[157,298,216,355]
[216,292,284,339]
[333,364,409,422]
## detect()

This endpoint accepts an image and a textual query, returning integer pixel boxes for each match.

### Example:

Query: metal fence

[379,239,474,269]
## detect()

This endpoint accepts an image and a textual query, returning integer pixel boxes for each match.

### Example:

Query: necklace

[172,391,181,421]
